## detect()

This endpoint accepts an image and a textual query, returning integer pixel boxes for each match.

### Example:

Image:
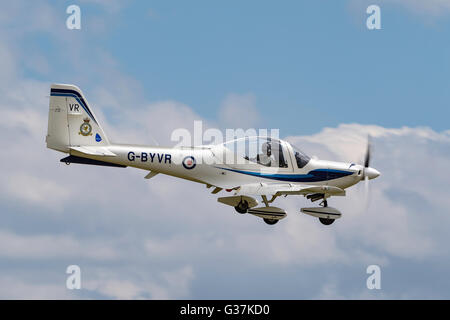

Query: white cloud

[1,75,449,296]
[83,265,194,299]
[108,100,212,146]
[93,280,143,299]
[286,123,450,163]
[0,276,72,299]
[3,173,70,208]
[0,0,449,299]
[218,93,261,128]
[288,124,450,260]
[0,230,118,260]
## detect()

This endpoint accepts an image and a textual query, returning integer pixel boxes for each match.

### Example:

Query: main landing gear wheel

[319,218,334,225]
[263,218,278,225]
[234,200,249,214]
[317,198,334,225]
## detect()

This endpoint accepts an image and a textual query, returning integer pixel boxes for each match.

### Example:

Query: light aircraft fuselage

[47,84,380,226]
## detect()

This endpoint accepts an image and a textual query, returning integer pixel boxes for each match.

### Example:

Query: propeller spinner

[362,135,380,180]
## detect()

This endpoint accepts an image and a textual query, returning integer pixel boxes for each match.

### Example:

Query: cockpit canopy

[222,136,310,168]
[291,143,310,168]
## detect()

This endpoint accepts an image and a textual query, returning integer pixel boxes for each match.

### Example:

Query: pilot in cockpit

[257,142,275,167]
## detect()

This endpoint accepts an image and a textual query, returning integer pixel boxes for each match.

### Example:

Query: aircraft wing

[234,183,345,197]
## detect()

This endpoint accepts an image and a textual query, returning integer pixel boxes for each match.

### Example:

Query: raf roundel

[182,156,196,170]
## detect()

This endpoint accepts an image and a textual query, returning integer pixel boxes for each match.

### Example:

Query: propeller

[364,135,371,168]
[361,135,380,181]
[359,135,380,211]
[363,135,371,193]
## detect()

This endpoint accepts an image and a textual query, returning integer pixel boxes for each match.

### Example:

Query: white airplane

[46,84,380,226]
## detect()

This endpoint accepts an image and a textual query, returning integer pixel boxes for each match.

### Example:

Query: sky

[0,0,449,299]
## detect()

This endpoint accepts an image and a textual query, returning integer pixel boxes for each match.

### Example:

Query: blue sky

[0,0,449,299]
[24,0,450,136]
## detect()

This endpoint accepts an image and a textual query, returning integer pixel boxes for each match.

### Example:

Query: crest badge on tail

[79,118,92,136]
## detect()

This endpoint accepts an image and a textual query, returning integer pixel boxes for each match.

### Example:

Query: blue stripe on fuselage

[215,167,353,182]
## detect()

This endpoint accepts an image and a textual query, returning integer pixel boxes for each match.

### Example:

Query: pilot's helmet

[262,142,272,156]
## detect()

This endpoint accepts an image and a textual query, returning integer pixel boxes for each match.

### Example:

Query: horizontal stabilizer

[70,146,116,156]
[60,155,126,168]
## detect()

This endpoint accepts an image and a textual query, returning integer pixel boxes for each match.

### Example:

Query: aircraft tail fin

[46,84,110,153]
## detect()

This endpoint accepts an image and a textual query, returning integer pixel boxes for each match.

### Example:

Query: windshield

[291,144,311,168]
[223,137,288,168]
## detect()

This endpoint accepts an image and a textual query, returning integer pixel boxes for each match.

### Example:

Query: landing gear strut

[318,198,334,225]
[234,200,248,214]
